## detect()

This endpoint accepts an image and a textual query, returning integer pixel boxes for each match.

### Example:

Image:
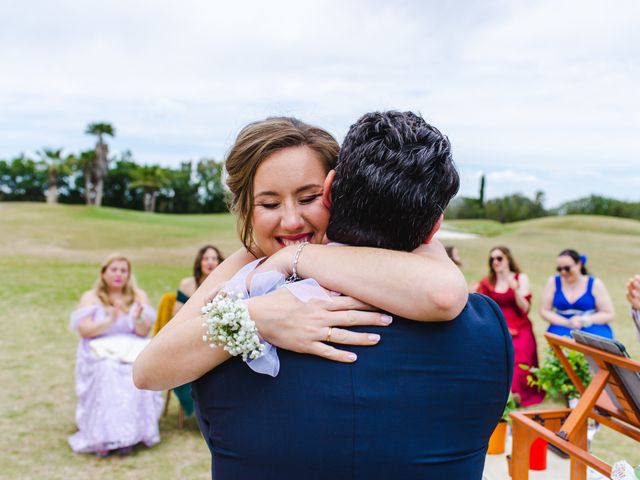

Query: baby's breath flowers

[201,291,265,361]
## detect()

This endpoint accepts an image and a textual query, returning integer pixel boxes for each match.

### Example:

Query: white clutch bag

[89,334,150,364]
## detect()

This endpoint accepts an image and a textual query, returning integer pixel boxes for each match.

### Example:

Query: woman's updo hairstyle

[225,117,339,253]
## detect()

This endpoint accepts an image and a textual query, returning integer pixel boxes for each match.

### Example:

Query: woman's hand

[248,288,392,363]
[510,272,531,313]
[567,315,585,329]
[130,301,142,321]
[627,275,640,310]
[110,299,123,318]
[108,299,123,321]
[132,300,154,336]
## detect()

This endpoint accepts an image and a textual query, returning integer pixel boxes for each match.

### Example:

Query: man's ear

[423,214,444,244]
[322,170,336,209]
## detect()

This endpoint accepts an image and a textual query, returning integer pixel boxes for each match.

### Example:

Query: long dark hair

[558,249,588,275]
[488,246,521,285]
[193,245,224,286]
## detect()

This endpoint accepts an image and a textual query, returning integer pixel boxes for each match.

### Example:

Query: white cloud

[0,0,638,203]
[487,170,537,183]
[617,176,640,186]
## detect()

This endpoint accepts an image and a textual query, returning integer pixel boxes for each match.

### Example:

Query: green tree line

[446,175,640,223]
[3,125,639,220]
[0,122,227,213]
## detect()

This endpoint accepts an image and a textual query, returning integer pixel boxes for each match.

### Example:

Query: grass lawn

[1,203,639,478]
[0,203,237,479]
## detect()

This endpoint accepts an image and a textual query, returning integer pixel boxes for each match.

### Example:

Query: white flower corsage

[201,291,265,361]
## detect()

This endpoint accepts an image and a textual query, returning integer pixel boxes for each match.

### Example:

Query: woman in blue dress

[539,249,615,338]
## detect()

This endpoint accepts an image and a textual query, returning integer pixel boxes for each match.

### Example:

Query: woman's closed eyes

[299,193,322,204]
[256,193,322,210]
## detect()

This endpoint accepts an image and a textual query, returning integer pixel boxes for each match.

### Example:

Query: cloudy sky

[1,0,638,207]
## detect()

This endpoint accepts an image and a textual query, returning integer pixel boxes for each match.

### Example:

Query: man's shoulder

[404,292,508,346]
[465,292,504,317]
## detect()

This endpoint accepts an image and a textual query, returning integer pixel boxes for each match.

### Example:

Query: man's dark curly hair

[326,111,460,251]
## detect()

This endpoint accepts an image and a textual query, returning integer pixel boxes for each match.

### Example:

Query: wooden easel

[510,333,640,480]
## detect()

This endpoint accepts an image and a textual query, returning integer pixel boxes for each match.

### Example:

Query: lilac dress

[68,303,164,453]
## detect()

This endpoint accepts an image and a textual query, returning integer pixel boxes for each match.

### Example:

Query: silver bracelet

[286,242,308,283]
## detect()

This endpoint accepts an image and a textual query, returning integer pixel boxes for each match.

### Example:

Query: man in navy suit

[193,111,513,479]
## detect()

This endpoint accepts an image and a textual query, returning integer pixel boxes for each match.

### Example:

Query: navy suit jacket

[193,293,513,480]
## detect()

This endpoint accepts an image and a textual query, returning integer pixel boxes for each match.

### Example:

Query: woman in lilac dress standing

[69,254,164,457]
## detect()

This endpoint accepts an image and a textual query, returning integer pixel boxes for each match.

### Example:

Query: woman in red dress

[476,246,544,406]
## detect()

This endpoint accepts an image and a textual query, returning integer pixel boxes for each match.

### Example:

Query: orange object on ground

[487,421,508,454]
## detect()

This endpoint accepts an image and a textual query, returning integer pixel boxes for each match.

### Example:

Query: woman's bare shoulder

[178,277,197,294]
[592,277,610,293]
[79,290,98,307]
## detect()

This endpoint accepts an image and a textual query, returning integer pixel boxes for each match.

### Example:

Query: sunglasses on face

[490,255,504,263]
[556,265,573,273]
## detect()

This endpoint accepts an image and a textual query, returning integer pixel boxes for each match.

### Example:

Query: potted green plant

[524,347,593,406]
[487,393,517,454]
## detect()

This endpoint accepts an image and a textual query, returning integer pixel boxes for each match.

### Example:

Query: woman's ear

[322,170,336,209]
[423,214,444,244]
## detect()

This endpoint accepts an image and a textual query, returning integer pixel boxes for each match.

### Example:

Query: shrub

[524,347,592,401]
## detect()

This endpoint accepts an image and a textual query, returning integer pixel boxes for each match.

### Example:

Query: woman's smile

[276,233,314,247]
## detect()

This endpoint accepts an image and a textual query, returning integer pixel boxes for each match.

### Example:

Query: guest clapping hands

[476,247,544,406]
[627,274,640,339]
[627,275,640,311]
[540,249,615,338]
[69,254,163,457]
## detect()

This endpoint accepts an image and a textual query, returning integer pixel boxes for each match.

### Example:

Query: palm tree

[129,165,169,212]
[38,148,65,204]
[85,122,115,206]
[74,149,98,205]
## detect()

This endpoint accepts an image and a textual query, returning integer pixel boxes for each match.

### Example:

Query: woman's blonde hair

[225,117,339,254]
[93,253,139,311]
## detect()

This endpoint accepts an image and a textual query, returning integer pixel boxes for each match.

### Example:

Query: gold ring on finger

[325,326,333,343]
